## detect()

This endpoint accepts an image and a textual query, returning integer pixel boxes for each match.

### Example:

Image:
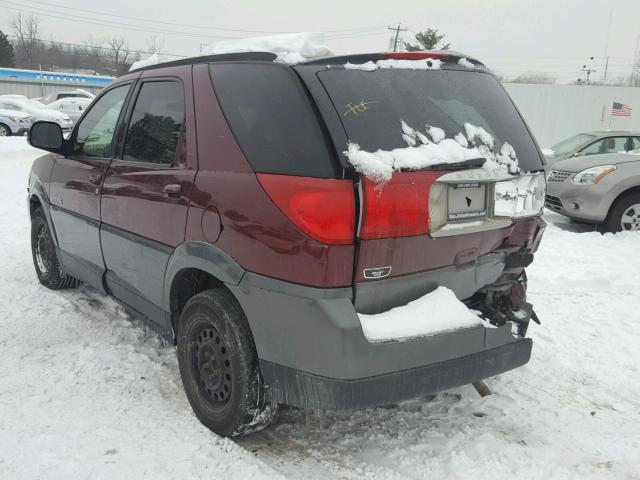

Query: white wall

[504,83,640,148]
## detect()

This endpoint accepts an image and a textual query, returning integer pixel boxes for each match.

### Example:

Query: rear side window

[123,81,185,165]
[210,63,336,178]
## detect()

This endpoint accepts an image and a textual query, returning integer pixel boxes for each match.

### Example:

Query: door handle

[88,173,102,185]
[163,183,182,197]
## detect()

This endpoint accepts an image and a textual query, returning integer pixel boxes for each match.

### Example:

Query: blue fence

[0,67,114,86]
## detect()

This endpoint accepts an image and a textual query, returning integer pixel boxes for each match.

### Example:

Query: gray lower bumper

[228,252,531,410]
[261,339,532,409]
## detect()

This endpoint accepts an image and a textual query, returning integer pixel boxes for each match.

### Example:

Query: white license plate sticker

[447,183,487,221]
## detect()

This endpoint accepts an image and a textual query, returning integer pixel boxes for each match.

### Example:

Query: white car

[0,108,32,136]
[46,97,92,124]
[34,88,96,105]
[0,96,73,132]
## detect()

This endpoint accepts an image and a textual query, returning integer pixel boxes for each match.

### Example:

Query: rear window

[210,63,336,178]
[316,68,544,172]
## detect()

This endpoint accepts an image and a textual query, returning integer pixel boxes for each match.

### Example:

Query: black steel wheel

[30,207,79,289]
[177,288,276,437]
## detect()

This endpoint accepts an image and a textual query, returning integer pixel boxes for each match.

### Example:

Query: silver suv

[545,150,640,232]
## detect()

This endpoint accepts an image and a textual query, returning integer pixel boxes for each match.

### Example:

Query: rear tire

[600,193,640,233]
[176,289,275,437]
[30,207,80,289]
[0,123,10,136]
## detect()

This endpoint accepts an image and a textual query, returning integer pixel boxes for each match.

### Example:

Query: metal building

[0,67,113,98]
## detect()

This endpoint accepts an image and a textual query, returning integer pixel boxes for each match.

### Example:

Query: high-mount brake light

[359,172,443,239]
[381,52,447,60]
[257,173,355,245]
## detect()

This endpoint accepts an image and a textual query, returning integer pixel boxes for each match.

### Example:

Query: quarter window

[74,85,129,158]
[122,81,185,165]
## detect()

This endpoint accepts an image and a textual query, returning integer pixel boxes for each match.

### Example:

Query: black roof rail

[130,52,278,72]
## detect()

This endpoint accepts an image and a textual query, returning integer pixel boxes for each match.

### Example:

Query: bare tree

[11,13,41,66]
[105,36,132,75]
[146,35,166,55]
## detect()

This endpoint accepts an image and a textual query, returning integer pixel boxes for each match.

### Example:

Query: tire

[31,207,80,289]
[0,123,11,136]
[600,193,640,233]
[176,289,276,437]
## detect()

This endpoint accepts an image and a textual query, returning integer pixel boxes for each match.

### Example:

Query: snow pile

[457,57,475,69]
[207,32,333,64]
[345,120,520,183]
[130,53,160,71]
[344,58,442,71]
[358,286,483,343]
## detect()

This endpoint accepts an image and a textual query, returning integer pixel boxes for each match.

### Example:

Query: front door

[49,83,133,290]
[100,72,196,326]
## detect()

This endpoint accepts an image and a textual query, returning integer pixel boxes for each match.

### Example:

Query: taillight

[359,172,443,239]
[257,173,355,245]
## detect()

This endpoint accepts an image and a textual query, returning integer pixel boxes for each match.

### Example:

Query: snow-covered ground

[1,137,639,479]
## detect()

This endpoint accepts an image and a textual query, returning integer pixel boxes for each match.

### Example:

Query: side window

[122,81,185,165]
[581,137,628,156]
[210,63,336,178]
[74,85,129,158]
[633,137,640,150]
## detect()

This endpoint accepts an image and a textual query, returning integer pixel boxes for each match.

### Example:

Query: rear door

[100,68,196,324]
[48,83,132,290]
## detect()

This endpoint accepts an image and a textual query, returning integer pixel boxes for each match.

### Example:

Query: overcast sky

[1,0,638,81]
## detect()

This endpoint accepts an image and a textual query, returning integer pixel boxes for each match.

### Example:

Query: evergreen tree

[0,30,15,67]
[404,28,450,51]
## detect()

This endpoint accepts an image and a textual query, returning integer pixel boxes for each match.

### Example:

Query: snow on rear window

[344,120,520,183]
[344,58,442,71]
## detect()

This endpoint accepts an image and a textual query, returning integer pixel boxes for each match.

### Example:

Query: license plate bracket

[447,183,487,221]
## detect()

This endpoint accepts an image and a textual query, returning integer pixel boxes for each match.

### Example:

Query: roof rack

[130,52,278,72]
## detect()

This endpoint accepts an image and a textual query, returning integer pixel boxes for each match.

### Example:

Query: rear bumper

[228,252,534,409]
[261,339,532,409]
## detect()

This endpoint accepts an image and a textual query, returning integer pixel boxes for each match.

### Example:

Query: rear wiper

[424,157,486,171]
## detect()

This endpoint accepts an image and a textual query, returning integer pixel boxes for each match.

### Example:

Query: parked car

[545,150,640,232]
[26,51,546,437]
[543,131,640,167]
[45,97,92,124]
[34,88,96,105]
[0,108,32,136]
[0,96,73,133]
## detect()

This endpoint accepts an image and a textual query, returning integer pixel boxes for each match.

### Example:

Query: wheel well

[29,195,43,217]
[169,268,226,339]
[608,185,640,215]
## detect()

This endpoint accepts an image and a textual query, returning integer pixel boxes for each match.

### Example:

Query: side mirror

[28,121,64,153]
[572,151,584,158]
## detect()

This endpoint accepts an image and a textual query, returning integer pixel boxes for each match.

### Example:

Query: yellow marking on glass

[343,100,379,117]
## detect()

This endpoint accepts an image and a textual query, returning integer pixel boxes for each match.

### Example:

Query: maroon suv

[27,51,546,437]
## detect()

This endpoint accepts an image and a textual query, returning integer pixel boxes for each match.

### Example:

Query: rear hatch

[295,54,546,311]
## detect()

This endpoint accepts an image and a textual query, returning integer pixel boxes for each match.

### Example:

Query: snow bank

[129,53,160,71]
[358,286,482,343]
[344,58,442,71]
[207,32,333,64]
[344,121,521,183]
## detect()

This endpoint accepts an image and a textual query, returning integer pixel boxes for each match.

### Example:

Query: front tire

[0,123,11,136]
[601,193,640,233]
[176,289,275,437]
[31,207,79,289]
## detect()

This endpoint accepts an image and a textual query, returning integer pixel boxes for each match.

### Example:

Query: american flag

[611,102,632,116]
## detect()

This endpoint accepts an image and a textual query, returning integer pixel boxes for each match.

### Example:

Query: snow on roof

[344,121,520,183]
[344,58,442,71]
[457,57,475,69]
[206,32,333,64]
[358,286,483,343]
[129,53,160,72]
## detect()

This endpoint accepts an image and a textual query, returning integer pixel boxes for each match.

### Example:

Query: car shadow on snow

[542,210,599,233]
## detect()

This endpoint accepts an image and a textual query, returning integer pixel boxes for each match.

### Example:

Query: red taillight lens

[381,52,447,60]
[359,172,442,239]
[257,173,355,245]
